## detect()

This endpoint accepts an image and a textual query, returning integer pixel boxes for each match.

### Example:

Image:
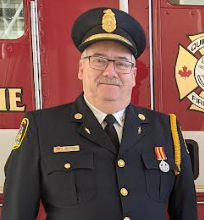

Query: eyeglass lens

[89,56,133,74]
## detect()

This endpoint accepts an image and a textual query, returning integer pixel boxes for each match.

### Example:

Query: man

[2,7,197,220]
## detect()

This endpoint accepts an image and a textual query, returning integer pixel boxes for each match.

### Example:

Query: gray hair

[81,49,87,59]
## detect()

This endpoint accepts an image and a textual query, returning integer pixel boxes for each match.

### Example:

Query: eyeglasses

[82,55,135,74]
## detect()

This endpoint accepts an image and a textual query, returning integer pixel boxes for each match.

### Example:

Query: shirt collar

[84,95,125,127]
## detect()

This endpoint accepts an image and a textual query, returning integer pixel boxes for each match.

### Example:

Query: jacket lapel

[70,94,118,154]
[119,104,149,157]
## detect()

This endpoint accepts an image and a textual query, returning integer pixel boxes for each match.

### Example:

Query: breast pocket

[142,153,177,203]
[43,151,96,206]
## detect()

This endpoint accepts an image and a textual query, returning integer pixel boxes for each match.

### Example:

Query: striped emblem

[154,147,167,160]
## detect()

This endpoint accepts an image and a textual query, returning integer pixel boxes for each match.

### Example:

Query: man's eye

[94,58,106,64]
[91,57,106,64]
[116,61,130,68]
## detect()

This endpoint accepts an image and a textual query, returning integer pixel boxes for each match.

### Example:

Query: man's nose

[102,61,118,77]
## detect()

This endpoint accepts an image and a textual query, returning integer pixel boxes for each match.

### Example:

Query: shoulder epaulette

[169,114,181,175]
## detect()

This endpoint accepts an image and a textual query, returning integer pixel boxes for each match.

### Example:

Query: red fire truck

[0,0,203,219]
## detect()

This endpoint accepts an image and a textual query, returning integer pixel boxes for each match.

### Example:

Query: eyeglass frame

[81,55,135,74]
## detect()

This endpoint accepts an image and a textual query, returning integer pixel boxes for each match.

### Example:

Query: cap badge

[102,9,116,33]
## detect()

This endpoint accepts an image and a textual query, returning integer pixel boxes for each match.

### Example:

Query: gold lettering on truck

[0,88,26,112]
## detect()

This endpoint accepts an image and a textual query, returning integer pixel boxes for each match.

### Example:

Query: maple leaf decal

[178,66,192,79]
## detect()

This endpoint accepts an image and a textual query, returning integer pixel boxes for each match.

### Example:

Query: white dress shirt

[84,95,125,143]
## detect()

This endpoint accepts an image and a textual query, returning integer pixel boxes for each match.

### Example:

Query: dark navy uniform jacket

[2,94,197,220]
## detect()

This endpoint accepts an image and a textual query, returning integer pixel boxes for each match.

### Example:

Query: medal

[159,160,170,172]
[155,146,170,173]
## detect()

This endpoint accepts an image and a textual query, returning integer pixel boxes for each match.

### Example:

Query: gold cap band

[83,33,133,47]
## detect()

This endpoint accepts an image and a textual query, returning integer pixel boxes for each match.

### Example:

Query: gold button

[118,159,125,168]
[74,113,83,120]
[64,163,71,169]
[138,113,146,121]
[124,217,131,220]
[120,188,128,196]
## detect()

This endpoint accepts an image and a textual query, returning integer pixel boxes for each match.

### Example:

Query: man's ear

[132,67,137,87]
[78,60,83,80]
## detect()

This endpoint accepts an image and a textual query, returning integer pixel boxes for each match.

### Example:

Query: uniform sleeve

[168,121,198,220]
[1,112,41,220]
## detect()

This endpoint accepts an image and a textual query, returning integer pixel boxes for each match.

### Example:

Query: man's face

[78,41,136,107]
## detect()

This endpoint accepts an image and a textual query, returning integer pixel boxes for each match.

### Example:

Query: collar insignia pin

[85,127,91,135]
[120,116,124,122]
[138,126,142,134]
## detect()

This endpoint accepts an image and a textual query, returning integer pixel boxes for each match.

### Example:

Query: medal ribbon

[155,147,167,160]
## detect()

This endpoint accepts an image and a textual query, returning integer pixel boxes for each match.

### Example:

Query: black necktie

[104,114,120,151]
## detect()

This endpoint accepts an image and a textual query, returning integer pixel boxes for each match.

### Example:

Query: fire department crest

[175,33,204,113]
[12,117,29,150]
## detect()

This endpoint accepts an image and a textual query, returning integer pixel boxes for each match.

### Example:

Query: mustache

[98,76,123,86]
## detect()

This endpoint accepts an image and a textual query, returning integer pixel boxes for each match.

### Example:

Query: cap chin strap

[83,33,133,47]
